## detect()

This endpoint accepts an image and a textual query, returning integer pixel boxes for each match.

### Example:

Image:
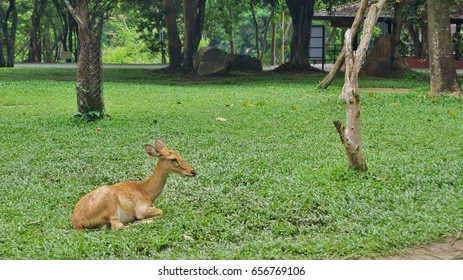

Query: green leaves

[73,111,104,122]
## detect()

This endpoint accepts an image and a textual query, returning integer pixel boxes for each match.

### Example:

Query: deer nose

[190,170,197,177]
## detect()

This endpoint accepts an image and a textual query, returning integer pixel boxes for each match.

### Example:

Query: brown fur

[71,140,196,230]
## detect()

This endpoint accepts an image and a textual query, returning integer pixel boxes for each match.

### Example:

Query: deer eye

[170,158,179,164]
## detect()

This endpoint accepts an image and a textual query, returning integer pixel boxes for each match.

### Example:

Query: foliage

[73,110,104,122]
[0,67,462,259]
[102,15,159,64]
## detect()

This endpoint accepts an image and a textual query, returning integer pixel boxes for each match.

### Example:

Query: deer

[71,139,196,230]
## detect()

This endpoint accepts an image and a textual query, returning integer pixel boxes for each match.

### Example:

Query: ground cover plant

[0,67,462,259]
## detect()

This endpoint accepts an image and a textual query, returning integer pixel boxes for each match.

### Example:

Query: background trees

[0,0,17,67]
[2,0,463,98]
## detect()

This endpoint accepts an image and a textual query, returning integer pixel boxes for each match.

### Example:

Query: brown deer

[71,139,196,230]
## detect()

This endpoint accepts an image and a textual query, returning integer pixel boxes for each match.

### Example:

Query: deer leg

[134,204,164,224]
[109,215,128,230]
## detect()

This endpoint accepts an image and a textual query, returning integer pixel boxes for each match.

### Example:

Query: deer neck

[144,161,169,202]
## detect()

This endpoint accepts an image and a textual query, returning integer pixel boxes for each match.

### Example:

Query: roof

[314,1,463,26]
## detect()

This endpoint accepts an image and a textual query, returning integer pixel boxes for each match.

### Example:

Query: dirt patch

[360,87,410,94]
[379,239,463,260]
[360,236,463,260]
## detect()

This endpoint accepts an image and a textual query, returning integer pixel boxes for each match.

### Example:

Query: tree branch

[318,0,369,89]
[63,0,84,26]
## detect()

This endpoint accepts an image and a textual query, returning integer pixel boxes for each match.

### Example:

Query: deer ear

[145,144,160,157]
[155,139,167,150]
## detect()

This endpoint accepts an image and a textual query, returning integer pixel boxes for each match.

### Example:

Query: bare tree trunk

[334,0,387,172]
[427,0,462,96]
[164,0,182,68]
[318,0,368,89]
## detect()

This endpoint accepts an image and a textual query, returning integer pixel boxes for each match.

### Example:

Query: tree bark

[318,0,368,89]
[427,0,462,95]
[334,0,387,172]
[163,0,182,68]
[285,0,315,66]
[64,0,106,116]
[182,0,206,70]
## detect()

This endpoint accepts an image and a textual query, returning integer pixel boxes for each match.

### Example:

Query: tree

[334,0,387,172]
[64,0,117,118]
[164,0,182,68]
[54,0,78,57]
[285,0,315,67]
[206,0,247,54]
[427,0,462,95]
[0,0,18,67]
[182,0,206,70]
[404,0,427,58]
[25,0,48,62]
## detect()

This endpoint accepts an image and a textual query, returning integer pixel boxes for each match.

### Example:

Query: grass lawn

[0,67,462,260]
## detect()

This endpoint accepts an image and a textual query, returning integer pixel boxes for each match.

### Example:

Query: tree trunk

[227,6,236,55]
[65,0,105,116]
[182,0,206,70]
[229,27,236,54]
[270,22,277,65]
[285,0,315,66]
[407,24,423,57]
[164,0,182,68]
[0,4,6,66]
[259,7,275,61]
[419,13,428,57]
[390,0,409,71]
[318,0,368,89]
[427,0,462,95]
[0,0,17,67]
[76,27,104,114]
[26,0,48,63]
[334,0,387,172]
[250,0,260,59]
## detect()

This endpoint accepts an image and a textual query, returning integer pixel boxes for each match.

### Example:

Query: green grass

[0,67,462,259]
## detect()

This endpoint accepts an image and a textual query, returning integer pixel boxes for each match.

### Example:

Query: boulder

[229,54,263,72]
[194,46,230,75]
